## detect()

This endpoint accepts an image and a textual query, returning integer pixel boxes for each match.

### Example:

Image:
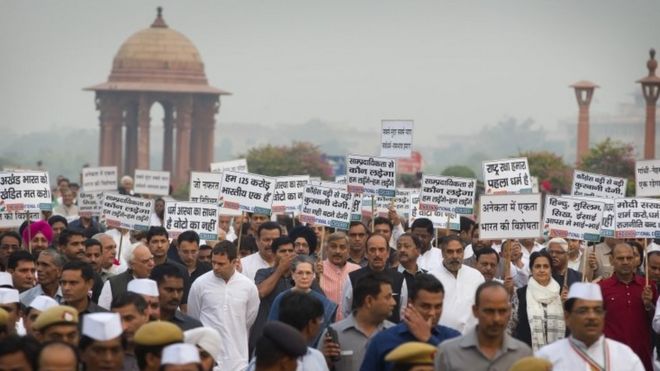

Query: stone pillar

[124,103,138,176]
[643,84,659,159]
[163,103,174,172]
[189,124,200,171]
[174,95,193,188]
[137,95,151,170]
[571,83,597,165]
[97,94,122,167]
[193,95,218,171]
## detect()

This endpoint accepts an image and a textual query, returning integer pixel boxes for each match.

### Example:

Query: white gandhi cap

[82,312,123,341]
[29,295,59,311]
[0,288,19,304]
[184,327,221,361]
[127,278,159,297]
[161,343,201,365]
[567,282,603,301]
[0,272,13,287]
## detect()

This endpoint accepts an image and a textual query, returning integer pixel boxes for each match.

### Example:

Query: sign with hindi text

[543,196,604,242]
[482,158,532,194]
[571,170,627,199]
[419,175,476,215]
[409,193,461,230]
[210,158,248,174]
[78,192,103,217]
[189,172,222,205]
[0,209,41,229]
[380,120,413,158]
[82,167,117,192]
[164,201,219,240]
[300,185,352,230]
[272,175,310,214]
[614,198,660,239]
[635,159,660,197]
[346,155,396,197]
[219,171,276,215]
[564,195,615,238]
[479,193,542,240]
[0,171,52,211]
[101,193,153,231]
[134,170,170,196]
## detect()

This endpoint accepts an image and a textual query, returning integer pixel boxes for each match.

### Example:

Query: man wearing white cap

[0,271,13,288]
[80,312,125,371]
[127,278,161,321]
[185,327,222,371]
[536,282,644,370]
[0,287,21,335]
[22,295,58,336]
[161,343,203,371]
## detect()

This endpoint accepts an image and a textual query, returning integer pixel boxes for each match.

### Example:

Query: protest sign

[210,158,248,174]
[0,171,52,211]
[78,192,104,217]
[335,175,347,184]
[419,175,476,215]
[543,196,604,242]
[164,201,219,240]
[346,155,396,197]
[82,167,117,192]
[360,196,389,219]
[635,159,660,197]
[564,195,615,238]
[531,176,539,193]
[300,185,352,230]
[0,209,41,229]
[219,171,276,215]
[380,120,413,158]
[571,170,627,199]
[101,193,153,231]
[350,193,363,221]
[272,175,310,214]
[482,158,532,195]
[479,193,542,240]
[134,170,170,196]
[189,172,222,204]
[409,193,461,230]
[614,198,660,239]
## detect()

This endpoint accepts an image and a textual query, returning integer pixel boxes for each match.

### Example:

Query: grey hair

[91,233,113,242]
[39,249,65,268]
[291,254,316,273]
[326,232,348,245]
[126,242,148,266]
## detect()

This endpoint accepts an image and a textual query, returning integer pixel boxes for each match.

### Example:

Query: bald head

[129,244,154,279]
[38,342,78,371]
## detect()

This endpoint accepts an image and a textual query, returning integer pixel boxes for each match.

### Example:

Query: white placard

[350,193,363,221]
[419,175,477,215]
[482,158,532,195]
[164,201,219,240]
[78,192,103,217]
[82,167,117,192]
[210,158,248,174]
[409,193,461,230]
[543,196,604,242]
[635,159,660,197]
[189,172,223,205]
[361,196,389,219]
[346,155,396,197]
[479,193,543,240]
[380,120,414,158]
[571,170,627,199]
[219,171,276,215]
[0,209,41,228]
[0,171,52,211]
[272,175,310,214]
[299,185,352,230]
[310,179,347,190]
[335,175,347,184]
[531,176,539,193]
[134,170,170,196]
[101,193,153,231]
[614,198,660,239]
[564,195,615,238]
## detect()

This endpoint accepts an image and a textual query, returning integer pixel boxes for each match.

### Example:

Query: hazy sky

[1,0,659,141]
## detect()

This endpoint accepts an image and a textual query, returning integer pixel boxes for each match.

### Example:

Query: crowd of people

[0,175,659,371]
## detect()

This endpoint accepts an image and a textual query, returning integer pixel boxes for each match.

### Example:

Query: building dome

[87,7,228,95]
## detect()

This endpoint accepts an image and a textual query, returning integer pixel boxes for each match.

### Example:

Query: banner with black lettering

[614,198,660,239]
[543,196,604,242]
[482,158,532,194]
[0,171,52,211]
[300,185,352,230]
[419,175,476,215]
[635,159,660,197]
[101,193,153,231]
[346,155,396,197]
[571,170,627,199]
[134,170,170,196]
[164,201,219,240]
[479,193,542,239]
[272,175,309,214]
[219,171,276,215]
[82,167,117,192]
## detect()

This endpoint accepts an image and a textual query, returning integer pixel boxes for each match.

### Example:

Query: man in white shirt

[188,240,259,371]
[240,221,281,281]
[410,218,443,272]
[537,282,644,371]
[429,235,484,334]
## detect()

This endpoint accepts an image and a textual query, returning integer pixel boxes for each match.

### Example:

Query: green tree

[441,165,477,179]
[244,142,333,178]
[519,150,573,194]
[579,138,636,195]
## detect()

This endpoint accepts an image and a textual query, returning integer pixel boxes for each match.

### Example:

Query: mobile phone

[326,327,341,362]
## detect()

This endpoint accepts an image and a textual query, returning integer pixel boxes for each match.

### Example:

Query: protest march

[2,4,660,371]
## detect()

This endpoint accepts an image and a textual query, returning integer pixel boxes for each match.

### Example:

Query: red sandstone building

[85,8,229,187]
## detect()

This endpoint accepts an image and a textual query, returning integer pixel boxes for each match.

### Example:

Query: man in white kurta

[428,236,484,334]
[188,244,260,371]
[536,282,644,371]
